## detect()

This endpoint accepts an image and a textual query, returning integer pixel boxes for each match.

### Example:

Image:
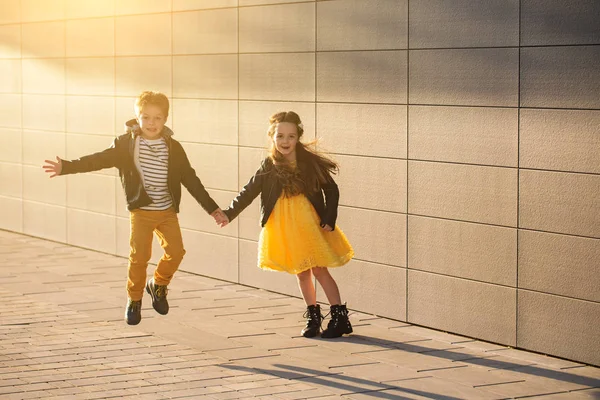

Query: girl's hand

[211,208,229,227]
[42,156,62,178]
[321,224,333,232]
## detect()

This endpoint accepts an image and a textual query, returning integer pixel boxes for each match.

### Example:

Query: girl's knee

[296,269,312,281]
[311,267,329,279]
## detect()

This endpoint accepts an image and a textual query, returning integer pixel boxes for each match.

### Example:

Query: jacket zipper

[165,137,176,211]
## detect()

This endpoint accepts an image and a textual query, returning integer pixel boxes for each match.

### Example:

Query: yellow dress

[258,193,354,274]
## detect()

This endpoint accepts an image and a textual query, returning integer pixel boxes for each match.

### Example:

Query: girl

[218,111,354,338]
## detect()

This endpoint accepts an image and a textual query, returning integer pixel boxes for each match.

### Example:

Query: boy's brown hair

[134,91,169,118]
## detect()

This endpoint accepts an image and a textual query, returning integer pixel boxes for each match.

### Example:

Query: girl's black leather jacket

[59,120,218,214]
[223,157,340,231]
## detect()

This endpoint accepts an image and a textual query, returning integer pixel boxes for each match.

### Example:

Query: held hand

[321,224,333,232]
[42,156,62,178]
[211,208,229,228]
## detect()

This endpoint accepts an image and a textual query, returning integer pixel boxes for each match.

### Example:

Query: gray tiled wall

[0,0,598,366]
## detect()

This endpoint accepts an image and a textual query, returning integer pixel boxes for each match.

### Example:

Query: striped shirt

[138,137,173,211]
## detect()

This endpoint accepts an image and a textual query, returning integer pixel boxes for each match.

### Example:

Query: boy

[43,91,226,325]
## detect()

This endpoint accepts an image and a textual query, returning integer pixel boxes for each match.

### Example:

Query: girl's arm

[223,164,265,222]
[322,174,340,230]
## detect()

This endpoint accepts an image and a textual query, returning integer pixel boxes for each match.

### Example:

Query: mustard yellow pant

[128,208,186,301]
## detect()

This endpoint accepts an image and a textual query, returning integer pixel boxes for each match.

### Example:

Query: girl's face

[136,104,166,139]
[273,122,299,160]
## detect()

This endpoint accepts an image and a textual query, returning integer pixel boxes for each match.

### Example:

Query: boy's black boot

[321,304,353,338]
[301,304,322,338]
[145,278,169,315]
[125,299,142,325]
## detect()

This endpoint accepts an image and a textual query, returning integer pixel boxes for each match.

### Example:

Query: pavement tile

[238,383,310,397]
[222,374,280,384]
[235,333,317,352]
[344,389,425,400]
[425,363,528,388]
[525,388,600,399]
[481,375,596,398]
[456,353,540,371]
[351,348,463,372]
[118,394,169,400]
[510,364,600,388]
[205,346,281,362]
[274,345,367,369]
[382,375,500,399]
[222,377,290,391]
[166,388,218,398]
[315,334,427,356]
[488,348,586,369]
[332,363,424,384]
[296,373,397,396]
[275,387,341,400]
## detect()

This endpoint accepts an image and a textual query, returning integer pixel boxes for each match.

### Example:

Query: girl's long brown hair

[268,111,338,196]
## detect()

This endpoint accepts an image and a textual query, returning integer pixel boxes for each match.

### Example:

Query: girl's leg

[312,267,352,338]
[296,269,317,306]
[296,269,322,338]
[312,267,341,305]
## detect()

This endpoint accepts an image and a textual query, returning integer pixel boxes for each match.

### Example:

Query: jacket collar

[125,118,174,139]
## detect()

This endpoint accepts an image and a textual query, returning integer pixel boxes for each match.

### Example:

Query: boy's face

[136,104,166,140]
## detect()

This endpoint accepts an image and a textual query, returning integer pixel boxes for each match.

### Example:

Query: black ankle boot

[301,304,322,338]
[321,304,353,338]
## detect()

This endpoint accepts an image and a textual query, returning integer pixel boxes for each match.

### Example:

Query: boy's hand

[43,156,62,178]
[211,208,229,227]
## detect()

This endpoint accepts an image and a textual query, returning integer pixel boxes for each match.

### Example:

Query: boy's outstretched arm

[43,156,63,178]
[43,140,119,177]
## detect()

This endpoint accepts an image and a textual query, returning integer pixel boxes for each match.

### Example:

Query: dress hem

[258,250,354,275]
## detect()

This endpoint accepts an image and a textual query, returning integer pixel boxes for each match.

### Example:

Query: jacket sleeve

[223,163,265,222]
[180,147,220,215]
[60,139,119,175]
[321,174,340,230]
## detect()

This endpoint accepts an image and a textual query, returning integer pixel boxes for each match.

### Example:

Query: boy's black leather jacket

[223,157,340,230]
[59,120,218,214]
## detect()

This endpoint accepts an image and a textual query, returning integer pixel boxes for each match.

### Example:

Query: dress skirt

[258,194,354,274]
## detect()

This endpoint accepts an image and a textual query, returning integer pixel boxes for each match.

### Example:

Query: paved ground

[0,229,598,400]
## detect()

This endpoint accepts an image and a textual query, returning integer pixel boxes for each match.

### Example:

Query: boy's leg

[128,210,156,300]
[153,208,186,286]
[145,208,185,315]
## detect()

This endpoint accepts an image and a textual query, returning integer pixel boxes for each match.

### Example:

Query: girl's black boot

[301,304,322,338]
[321,304,353,338]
